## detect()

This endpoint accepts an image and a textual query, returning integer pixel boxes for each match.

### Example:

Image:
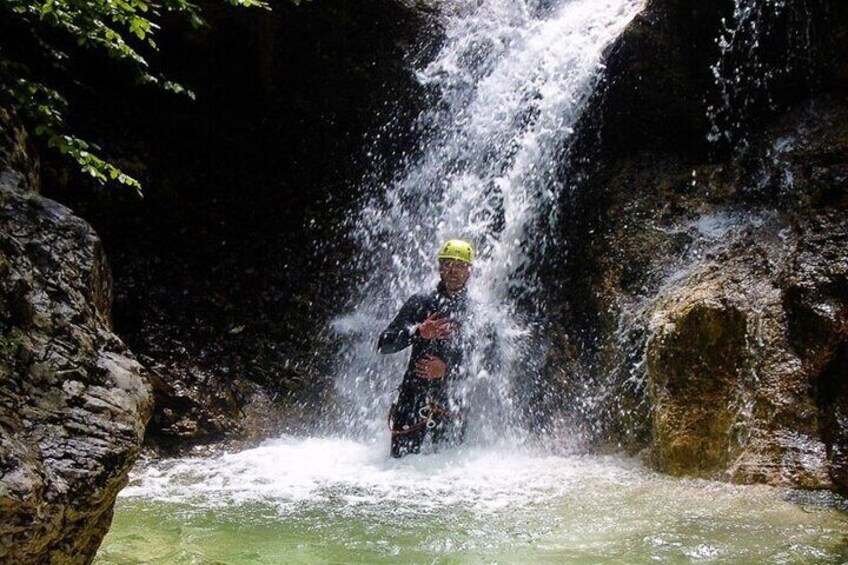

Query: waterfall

[97,4,848,562]
[331,0,646,446]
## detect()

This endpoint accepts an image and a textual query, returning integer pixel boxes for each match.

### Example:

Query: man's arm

[377,296,424,354]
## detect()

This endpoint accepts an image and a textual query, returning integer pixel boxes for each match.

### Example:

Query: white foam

[123,436,648,516]
[110,437,848,563]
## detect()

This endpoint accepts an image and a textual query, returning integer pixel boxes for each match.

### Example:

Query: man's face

[439,258,471,293]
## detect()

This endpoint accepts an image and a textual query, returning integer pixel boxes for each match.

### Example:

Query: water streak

[332,0,646,447]
[707,0,826,151]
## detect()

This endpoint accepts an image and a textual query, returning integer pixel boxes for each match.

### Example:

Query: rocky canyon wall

[547,0,848,492]
[0,111,152,564]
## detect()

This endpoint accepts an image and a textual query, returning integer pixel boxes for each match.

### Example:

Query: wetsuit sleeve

[377,296,425,354]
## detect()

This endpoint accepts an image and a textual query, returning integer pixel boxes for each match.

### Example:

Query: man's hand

[415,355,446,380]
[418,315,453,341]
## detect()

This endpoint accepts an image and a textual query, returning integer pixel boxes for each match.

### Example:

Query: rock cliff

[0,111,152,564]
[547,0,848,492]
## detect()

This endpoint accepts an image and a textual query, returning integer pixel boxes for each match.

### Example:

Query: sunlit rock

[555,94,847,490]
[643,259,835,488]
[646,283,748,478]
[546,0,848,492]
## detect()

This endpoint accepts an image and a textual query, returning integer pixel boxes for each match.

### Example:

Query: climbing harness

[387,398,456,436]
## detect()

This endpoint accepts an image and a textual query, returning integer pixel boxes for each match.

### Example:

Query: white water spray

[332,0,646,446]
[707,0,824,150]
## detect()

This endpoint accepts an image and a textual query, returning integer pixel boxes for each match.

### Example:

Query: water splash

[706,0,828,151]
[330,0,646,447]
[99,437,848,564]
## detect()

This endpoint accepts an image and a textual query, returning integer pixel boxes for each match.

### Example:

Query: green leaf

[0,0,290,194]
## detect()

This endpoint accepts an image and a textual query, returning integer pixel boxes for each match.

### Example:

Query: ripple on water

[97,436,848,564]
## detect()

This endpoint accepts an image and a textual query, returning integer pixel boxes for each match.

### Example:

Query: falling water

[706,0,828,151]
[94,2,848,562]
[331,0,646,446]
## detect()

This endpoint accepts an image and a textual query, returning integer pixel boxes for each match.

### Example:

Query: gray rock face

[551,90,847,491]
[0,113,152,564]
[542,0,848,492]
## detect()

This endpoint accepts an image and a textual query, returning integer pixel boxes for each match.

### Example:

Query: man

[377,239,474,458]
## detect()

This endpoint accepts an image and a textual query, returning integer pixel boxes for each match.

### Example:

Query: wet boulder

[545,0,848,493]
[644,253,833,488]
[646,285,747,478]
[551,91,848,492]
[0,112,152,564]
[785,215,848,491]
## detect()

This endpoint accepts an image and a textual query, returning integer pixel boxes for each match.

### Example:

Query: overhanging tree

[0,0,287,193]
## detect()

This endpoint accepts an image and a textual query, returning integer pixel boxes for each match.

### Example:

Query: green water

[95,493,848,564]
[93,439,848,564]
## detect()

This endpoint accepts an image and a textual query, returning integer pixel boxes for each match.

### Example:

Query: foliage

[0,0,277,194]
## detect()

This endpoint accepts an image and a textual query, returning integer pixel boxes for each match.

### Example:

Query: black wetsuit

[377,282,469,458]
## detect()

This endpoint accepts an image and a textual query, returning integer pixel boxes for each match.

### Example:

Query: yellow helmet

[437,239,474,265]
